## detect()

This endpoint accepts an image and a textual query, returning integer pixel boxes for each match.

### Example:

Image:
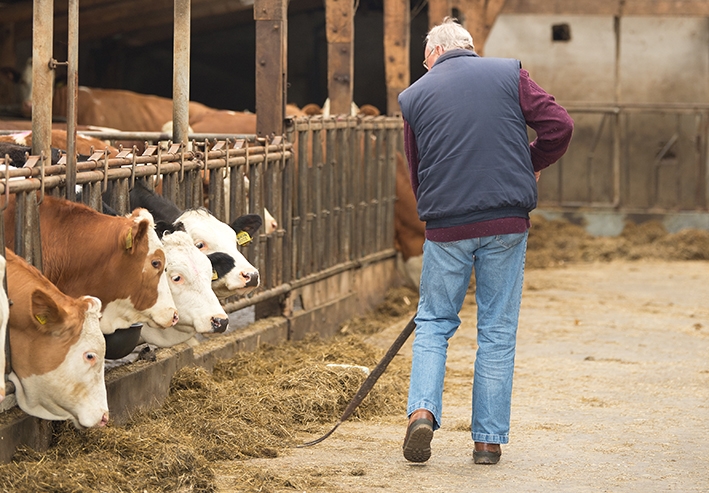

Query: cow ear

[155,220,175,238]
[123,219,150,252]
[30,289,65,334]
[231,213,263,236]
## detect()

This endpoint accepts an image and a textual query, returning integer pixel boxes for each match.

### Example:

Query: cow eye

[195,241,206,250]
[151,259,162,269]
[171,275,184,284]
[84,351,97,365]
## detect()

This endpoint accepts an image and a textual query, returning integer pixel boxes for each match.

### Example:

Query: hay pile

[527,215,709,268]
[0,330,411,492]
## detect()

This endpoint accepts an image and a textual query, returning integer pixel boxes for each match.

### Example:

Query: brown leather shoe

[402,409,434,463]
[473,442,501,464]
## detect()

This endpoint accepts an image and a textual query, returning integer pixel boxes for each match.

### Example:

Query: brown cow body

[5,249,109,428]
[4,195,178,335]
[0,129,119,157]
[394,151,425,287]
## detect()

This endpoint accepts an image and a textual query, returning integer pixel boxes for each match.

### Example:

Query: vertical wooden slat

[297,127,309,278]
[324,125,335,268]
[325,0,354,116]
[312,128,323,273]
[383,0,409,115]
[255,0,287,138]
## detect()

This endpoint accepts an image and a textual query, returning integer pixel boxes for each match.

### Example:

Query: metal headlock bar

[0,115,404,397]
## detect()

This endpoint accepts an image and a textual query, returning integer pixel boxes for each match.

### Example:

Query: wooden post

[325,0,354,116]
[428,0,450,29]
[65,0,78,201]
[383,0,409,115]
[451,0,508,54]
[31,0,54,160]
[173,0,191,145]
[255,0,287,138]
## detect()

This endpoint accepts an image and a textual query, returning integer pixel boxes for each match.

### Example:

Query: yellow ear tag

[35,314,47,325]
[212,270,219,281]
[125,229,133,250]
[236,231,252,246]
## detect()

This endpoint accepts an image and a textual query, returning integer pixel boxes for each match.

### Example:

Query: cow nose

[211,316,229,333]
[171,311,179,326]
[99,412,109,427]
[244,271,259,287]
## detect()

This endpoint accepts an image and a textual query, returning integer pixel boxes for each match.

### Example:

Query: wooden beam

[383,0,409,115]
[445,0,507,55]
[325,0,354,115]
[428,0,451,29]
[5,0,253,43]
[255,0,287,137]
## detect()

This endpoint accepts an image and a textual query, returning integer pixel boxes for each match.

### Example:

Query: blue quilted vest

[398,50,537,228]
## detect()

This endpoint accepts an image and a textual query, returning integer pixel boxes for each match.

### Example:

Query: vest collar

[432,49,479,69]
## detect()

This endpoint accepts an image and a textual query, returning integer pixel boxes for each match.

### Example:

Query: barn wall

[486,15,709,216]
[485,15,709,104]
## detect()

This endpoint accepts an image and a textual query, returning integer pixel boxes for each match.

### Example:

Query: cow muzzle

[244,271,259,288]
[211,316,229,333]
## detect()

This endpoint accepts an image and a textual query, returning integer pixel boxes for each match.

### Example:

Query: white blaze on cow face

[9,296,109,429]
[0,256,9,402]
[177,209,260,299]
[140,231,229,348]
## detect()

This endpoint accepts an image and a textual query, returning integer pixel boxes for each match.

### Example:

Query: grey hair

[425,17,475,53]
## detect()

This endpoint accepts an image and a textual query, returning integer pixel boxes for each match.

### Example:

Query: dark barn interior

[2,0,431,116]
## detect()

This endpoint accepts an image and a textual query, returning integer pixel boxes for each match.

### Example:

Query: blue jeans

[407,232,528,445]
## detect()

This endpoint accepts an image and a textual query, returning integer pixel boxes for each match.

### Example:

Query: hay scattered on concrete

[0,308,409,493]
[340,286,418,335]
[527,216,709,268]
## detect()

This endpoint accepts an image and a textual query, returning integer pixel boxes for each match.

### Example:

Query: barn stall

[0,0,708,472]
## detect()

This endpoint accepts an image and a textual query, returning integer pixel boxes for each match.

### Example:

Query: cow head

[6,250,108,428]
[0,58,37,118]
[139,231,229,348]
[99,208,179,333]
[176,209,262,300]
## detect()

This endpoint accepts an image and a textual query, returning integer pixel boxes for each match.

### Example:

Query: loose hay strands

[527,216,709,268]
[0,287,417,493]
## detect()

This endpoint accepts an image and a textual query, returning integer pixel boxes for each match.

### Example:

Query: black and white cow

[128,180,263,300]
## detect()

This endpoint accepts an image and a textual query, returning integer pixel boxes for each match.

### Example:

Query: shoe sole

[403,421,433,463]
[473,450,501,464]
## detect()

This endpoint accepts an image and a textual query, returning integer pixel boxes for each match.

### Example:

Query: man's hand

[535,171,541,182]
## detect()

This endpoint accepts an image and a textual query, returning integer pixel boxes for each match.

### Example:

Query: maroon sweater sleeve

[402,119,420,197]
[519,69,574,172]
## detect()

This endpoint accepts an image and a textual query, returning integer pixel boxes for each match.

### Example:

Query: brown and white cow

[5,249,109,428]
[4,195,179,335]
